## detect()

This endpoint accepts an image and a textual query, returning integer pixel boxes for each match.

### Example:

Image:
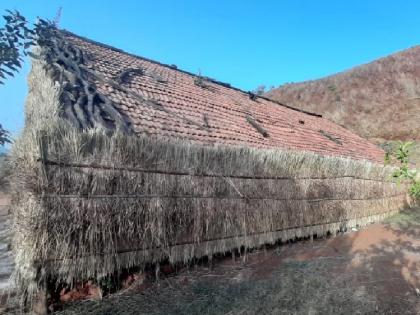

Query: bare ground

[51,207,420,315]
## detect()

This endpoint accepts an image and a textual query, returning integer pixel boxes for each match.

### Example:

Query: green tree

[0,10,39,146]
[390,141,419,200]
[0,124,11,145]
[0,10,35,84]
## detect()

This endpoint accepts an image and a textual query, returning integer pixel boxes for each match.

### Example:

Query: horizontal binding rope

[39,193,406,202]
[37,158,396,183]
[39,209,398,263]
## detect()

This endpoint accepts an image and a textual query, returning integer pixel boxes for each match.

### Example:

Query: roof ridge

[59,29,322,118]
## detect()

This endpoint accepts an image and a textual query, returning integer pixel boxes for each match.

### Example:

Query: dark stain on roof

[48,30,385,163]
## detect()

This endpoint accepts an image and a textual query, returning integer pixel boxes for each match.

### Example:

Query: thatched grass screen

[10,52,408,304]
[11,120,408,301]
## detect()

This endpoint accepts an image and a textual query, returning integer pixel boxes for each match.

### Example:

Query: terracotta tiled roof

[61,31,385,163]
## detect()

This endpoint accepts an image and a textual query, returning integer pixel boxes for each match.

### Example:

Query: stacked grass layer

[10,120,408,301]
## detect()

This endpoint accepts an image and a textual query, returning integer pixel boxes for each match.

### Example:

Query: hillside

[266,46,420,145]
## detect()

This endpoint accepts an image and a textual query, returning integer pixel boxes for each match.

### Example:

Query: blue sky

[1,0,419,141]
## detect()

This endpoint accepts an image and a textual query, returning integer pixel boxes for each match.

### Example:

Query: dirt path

[56,207,420,315]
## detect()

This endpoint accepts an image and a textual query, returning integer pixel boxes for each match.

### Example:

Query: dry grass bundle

[9,55,409,306]
[10,119,408,303]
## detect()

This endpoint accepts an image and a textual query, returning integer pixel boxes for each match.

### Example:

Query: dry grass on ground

[266,45,420,143]
[57,259,384,315]
[410,142,420,165]
[54,207,420,315]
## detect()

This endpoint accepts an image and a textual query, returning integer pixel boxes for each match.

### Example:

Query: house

[11,27,407,311]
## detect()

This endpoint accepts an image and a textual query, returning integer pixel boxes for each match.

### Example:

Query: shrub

[409,181,420,199]
[390,141,419,200]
